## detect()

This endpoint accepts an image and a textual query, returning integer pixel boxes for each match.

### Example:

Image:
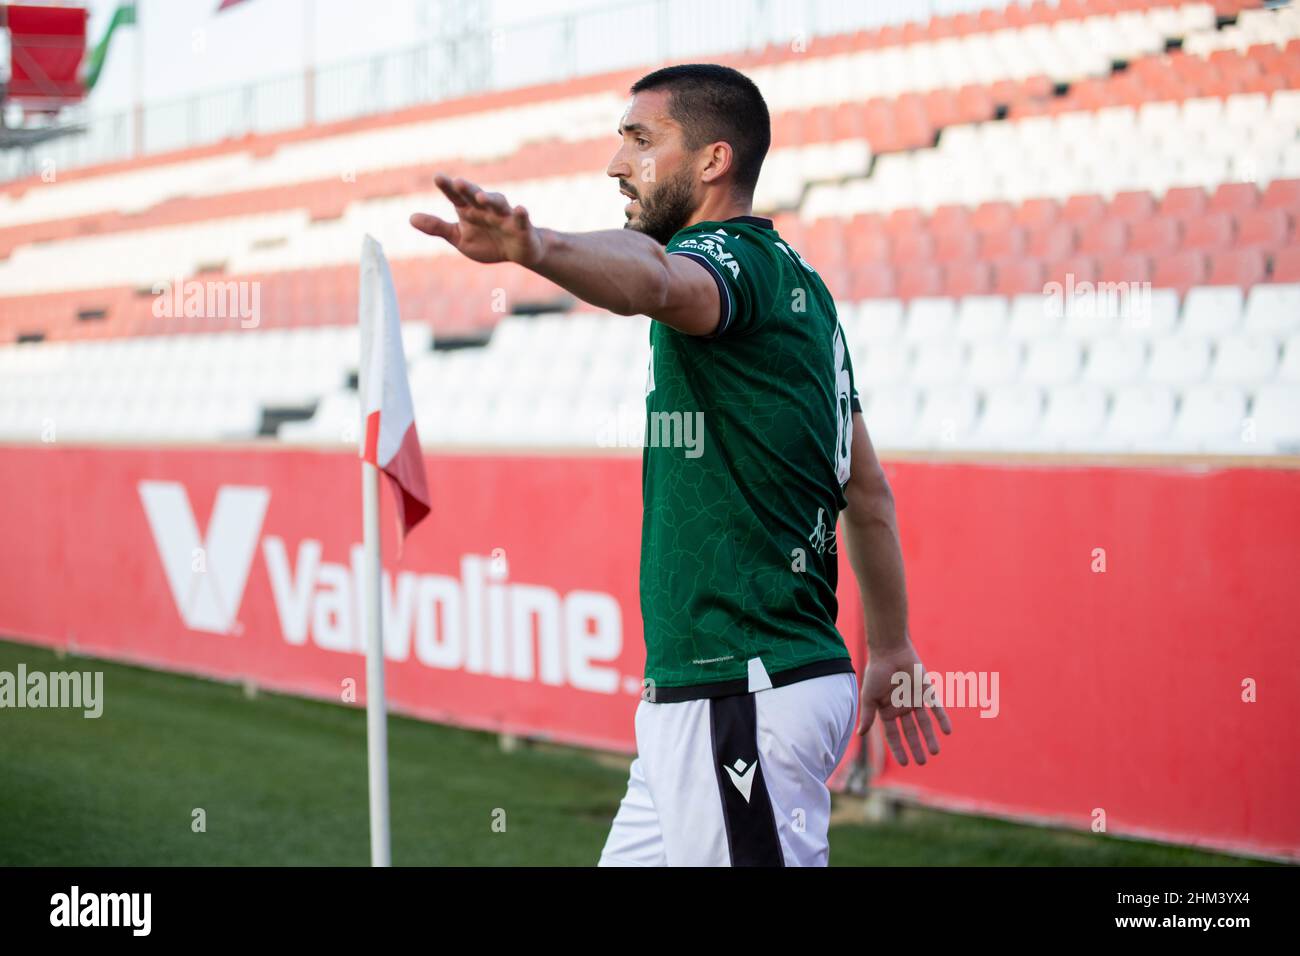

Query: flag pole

[362,454,391,867]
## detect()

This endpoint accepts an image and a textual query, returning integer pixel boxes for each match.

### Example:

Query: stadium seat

[1273,247,1300,283]
[1182,213,1236,252]
[1078,220,1128,258]
[994,259,1046,296]
[1105,384,1177,450]
[1207,181,1260,214]
[1027,222,1077,261]
[935,231,979,263]
[1277,333,1300,383]
[905,297,958,342]
[1061,194,1107,225]
[911,341,967,386]
[1158,186,1208,220]
[1243,283,1300,335]
[1083,337,1147,385]
[1250,383,1300,452]
[1022,339,1083,385]
[1128,217,1181,256]
[1236,209,1290,253]
[1108,189,1157,223]
[1173,385,1249,453]
[861,387,921,448]
[1208,249,1268,288]
[1260,178,1300,213]
[1098,254,1151,285]
[975,385,1045,448]
[1148,337,1214,385]
[1153,251,1209,294]
[1040,384,1109,450]
[897,262,943,299]
[1211,335,1279,386]
[913,386,980,448]
[944,261,993,297]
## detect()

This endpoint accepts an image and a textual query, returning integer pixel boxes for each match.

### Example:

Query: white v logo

[724,758,758,803]
[139,481,270,634]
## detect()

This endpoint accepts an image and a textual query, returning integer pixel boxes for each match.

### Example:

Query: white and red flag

[358,234,430,549]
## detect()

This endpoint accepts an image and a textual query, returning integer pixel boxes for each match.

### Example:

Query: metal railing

[1,0,1025,181]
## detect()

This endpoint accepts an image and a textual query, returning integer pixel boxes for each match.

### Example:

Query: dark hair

[630,63,770,197]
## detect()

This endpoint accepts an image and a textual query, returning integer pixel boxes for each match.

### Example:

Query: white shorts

[597,670,859,867]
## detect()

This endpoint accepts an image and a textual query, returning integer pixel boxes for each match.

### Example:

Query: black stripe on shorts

[709,692,784,867]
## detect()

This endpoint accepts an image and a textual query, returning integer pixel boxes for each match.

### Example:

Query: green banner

[82,3,138,93]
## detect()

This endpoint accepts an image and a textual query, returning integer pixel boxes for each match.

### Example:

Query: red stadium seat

[849,263,895,299]
[1153,251,1209,294]
[994,258,1046,296]
[1016,198,1060,230]
[955,84,996,123]
[943,261,992,297]
[884,207,928,239]
[1272,247,1300,283]
[1260,179,1300,214]
[1236,209,1290,253]
[896,262,943,299]
[1128,217,1182,256]
[890,231,934,264]
[979,225,1027,261]
[1182,213,1236,253]
[1044,255,1097,288]
[1077,219,1128,258]
[1108,190,1156,223]
[1208,249,1267,288]
[1208,182,1260,214]
[1159,187,1208,220]
[1098,254,1152,285]
[1027,222,1076,261]
[923,89,961,128]
[847,230,890,262]
[929,204,972,235]
[971,201,1016,234]
[805,218,848,269]
[1060,194,1107,225]
[934,230,978,263]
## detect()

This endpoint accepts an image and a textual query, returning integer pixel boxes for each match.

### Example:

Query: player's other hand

[410,174,544,267]
[856,639,952,767]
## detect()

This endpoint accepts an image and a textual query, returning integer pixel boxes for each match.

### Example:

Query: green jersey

[641,215,860,703]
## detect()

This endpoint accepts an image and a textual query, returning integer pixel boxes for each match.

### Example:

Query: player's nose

[605,148,631,181]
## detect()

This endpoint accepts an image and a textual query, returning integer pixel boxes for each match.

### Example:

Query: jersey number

[833,325,853,486]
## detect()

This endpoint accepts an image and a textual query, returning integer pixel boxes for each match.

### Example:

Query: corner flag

[356,234,429,866]
[359,234,430,549]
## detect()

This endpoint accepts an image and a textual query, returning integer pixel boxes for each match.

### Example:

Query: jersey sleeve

[665,228,777,338]
[836,319,862,414]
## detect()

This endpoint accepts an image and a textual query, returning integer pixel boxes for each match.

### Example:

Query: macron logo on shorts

[724,758,758,802]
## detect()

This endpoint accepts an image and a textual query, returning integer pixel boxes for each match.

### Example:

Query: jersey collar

[723,215,774,229]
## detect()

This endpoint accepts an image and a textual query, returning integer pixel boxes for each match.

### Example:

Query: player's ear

[699,141,733,185]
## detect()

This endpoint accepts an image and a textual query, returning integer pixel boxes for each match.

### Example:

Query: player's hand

[409,174,544,267]
[856,639,952,766]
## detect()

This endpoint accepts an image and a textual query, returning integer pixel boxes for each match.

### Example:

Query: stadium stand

[1,0,1298,455]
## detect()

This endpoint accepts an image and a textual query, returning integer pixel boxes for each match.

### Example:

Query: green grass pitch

[0,639,1271,867]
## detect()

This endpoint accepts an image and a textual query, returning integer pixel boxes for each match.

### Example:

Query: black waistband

[649,656,855,703]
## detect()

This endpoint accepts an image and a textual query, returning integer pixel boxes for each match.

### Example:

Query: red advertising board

[0,444,1296,860]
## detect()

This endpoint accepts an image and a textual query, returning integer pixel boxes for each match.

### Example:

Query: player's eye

[636,137,649,148]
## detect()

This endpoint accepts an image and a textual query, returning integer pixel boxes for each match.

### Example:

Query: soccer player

[411,63,950,866]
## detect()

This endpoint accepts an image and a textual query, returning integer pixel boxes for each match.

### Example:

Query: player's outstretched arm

[410,175,721,335]
[840,411,952,764]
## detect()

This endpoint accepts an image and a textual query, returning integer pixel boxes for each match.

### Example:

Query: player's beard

[624,165,697,245]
